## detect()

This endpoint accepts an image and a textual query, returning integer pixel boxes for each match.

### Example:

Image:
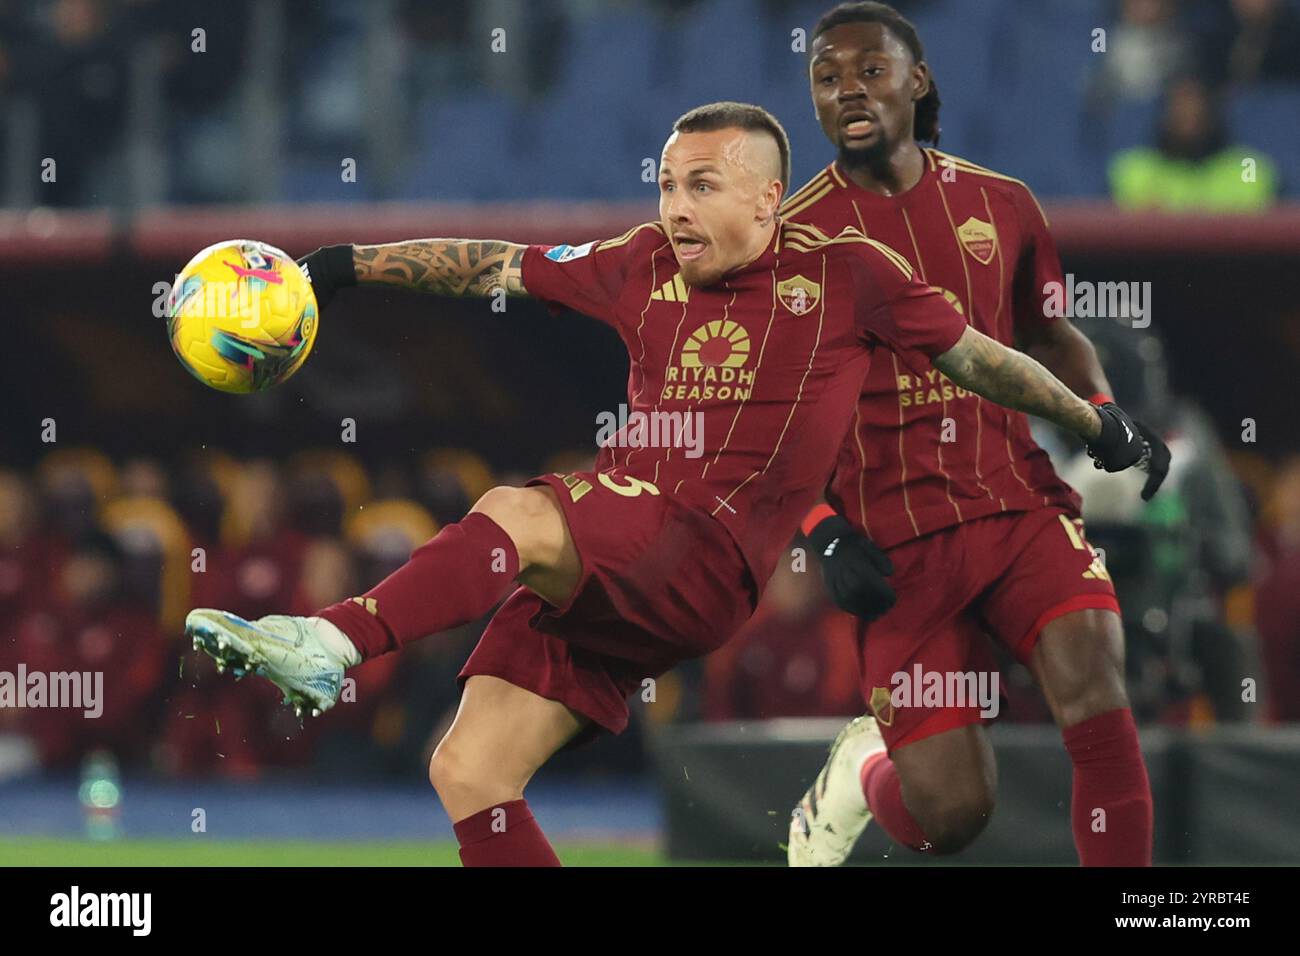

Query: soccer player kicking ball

[784,3,1172,867]
[186,101,1151,866]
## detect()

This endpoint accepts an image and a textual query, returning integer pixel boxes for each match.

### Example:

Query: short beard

[838,135,894,175]
[679,260,719,288]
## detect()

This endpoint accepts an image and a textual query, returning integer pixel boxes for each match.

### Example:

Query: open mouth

[675,237,708,261]
[840,112,878,141]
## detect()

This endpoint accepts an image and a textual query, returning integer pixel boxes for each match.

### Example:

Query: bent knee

[469,485,561,566]
[429,736,495,795]
[926,797,994,855]
[427,737,467,795]
[472,485,556,523]
[428,737,521,814]
[905,781,996,855]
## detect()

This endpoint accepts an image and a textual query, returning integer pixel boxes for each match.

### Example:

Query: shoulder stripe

[782,220,834,240]
[928,149,1050,226]
[781,224,913,279]
[780,171,831,211]
[596,221,663,252]
[856,237,914,279]
[781,181,835,219]
[930,149,1027,187]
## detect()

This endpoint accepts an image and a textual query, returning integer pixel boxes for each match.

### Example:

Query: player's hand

[806,513,896,622]
[297,244,357,313]
[1132,418,1171,500]
[1085,402,1147,474]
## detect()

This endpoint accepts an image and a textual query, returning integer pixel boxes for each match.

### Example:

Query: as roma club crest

[869,686,895,727]
[956,216,998,265]
[777,274,821,315]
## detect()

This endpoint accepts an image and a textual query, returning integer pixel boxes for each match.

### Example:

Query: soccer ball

[166,239,318,394]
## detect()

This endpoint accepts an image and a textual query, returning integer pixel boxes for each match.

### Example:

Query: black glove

[1085,402,1148,473]
[297,244,356,313]
[806,513,896,622]
[1132,418,1171,501]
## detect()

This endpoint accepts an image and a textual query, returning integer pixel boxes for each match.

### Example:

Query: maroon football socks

[317,512,520,661]
[860,709,1154,865]
[453,799,561,867]
[859,752,934,852]
[1063,707,1154,866]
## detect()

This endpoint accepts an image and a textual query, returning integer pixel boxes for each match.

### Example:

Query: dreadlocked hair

[813,1,942,144]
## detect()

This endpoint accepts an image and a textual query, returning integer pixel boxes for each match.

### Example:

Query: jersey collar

[830,148,936,207]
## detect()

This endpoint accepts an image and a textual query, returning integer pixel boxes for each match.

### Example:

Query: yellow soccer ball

[166,239,318,393]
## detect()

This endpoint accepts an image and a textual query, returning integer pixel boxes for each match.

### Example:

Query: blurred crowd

[2,0,1299,207]
[1096,0,1300,210]
[2,405,1298,780]
[0,444,574,779]
[0,0,1297,781]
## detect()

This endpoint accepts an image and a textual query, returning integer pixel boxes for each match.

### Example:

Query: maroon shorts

[860,507,1119,753]
[459,470,757,737]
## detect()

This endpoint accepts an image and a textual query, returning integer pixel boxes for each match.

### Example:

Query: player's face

[808,22,929,163]
[658,128,782,287]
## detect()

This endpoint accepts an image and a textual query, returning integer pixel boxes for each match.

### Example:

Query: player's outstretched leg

[1031,608,1153,866]
[790,718,998,865]
[788,715,886,865]
[429,675,586,867]
[189,485,580,716]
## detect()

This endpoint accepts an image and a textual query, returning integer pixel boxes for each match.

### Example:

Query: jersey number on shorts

[555,472,661,503]
[1058,514,1111,582]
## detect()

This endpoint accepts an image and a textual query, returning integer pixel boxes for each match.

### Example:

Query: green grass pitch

[0,838,665,867]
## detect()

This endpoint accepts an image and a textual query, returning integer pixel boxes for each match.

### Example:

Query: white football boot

[787,714,887,866]
[186,609,359,718]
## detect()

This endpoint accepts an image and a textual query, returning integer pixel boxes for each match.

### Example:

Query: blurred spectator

[287,469,346,538]
[219,460,310,621]
[143,0,252,202]
[1201,0,1300,86]
[120,458,169,499]
[1052,323,1258,724]
[1091,0,1195,105]
[287,450,372,537]
[8,529,169,768]
[31,0,127,205]
[0,469,38,632]
[702,557,860,720]
[25,450,118,612]
[416,466,472,527]
[1109,76,1278,211]
[399,0,479,96]
[292,538,356,613]
[417,449,493,525]
[1255,456,1300,721]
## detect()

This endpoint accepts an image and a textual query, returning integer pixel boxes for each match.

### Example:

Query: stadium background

[2,0,1299,864]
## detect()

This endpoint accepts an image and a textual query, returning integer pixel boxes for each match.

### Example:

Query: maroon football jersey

[522,218,966,589]
[782,149,1082,549]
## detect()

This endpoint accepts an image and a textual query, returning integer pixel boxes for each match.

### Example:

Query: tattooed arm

[352,240,529,298]
[934,326,1102,439]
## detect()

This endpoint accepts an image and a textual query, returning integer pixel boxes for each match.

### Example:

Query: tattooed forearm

[352,240,528,298]
[934,327,1102,439]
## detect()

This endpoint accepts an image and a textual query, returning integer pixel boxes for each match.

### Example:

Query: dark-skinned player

[785,3,1170,867]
